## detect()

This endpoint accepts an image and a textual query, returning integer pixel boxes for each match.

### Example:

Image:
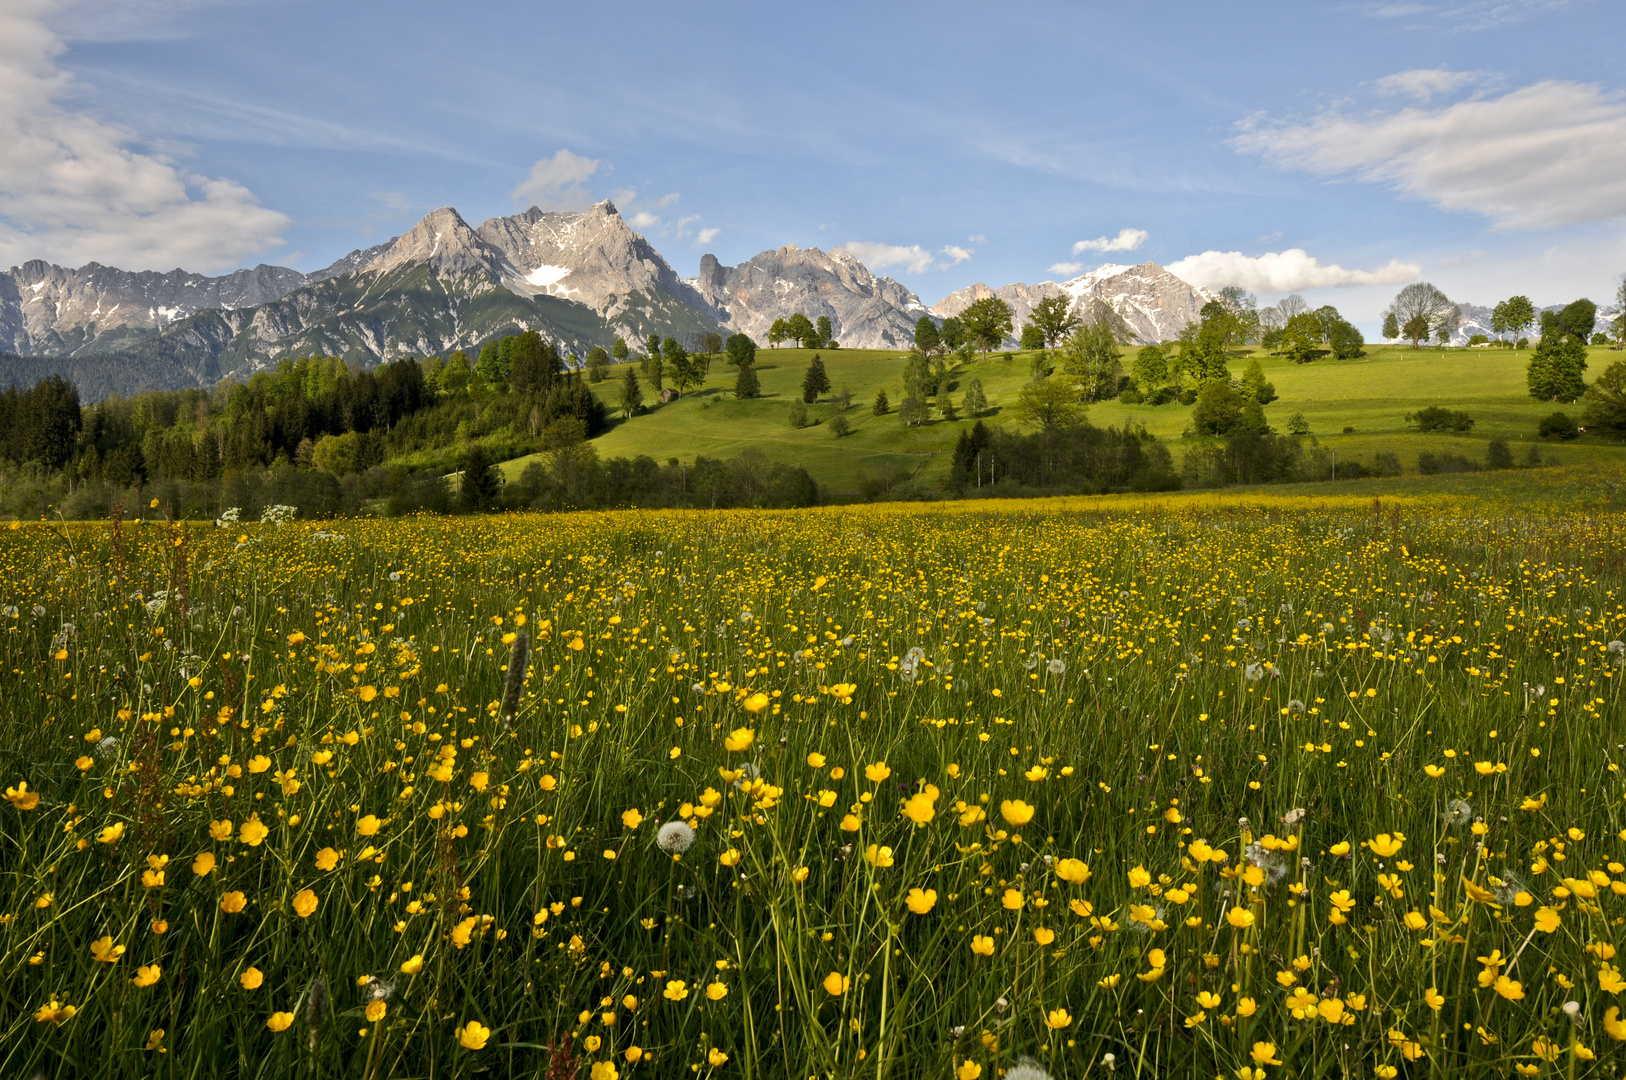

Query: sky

[2,0,1624,333]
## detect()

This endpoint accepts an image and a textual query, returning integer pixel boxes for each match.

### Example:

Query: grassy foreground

[1,490,1625,1078]
[501,344,1626,498]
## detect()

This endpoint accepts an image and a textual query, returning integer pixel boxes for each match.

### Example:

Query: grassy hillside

[501,343,1626,497]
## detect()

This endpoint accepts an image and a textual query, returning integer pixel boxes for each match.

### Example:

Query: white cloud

[696,227,719,245]
[628,211,661,229]
[1233,78,1626,229]
[837,240,976,274]
[968,233,986,242]
[509,149,602,210]
[1353,0,1575,30]
[1072,228,1147,254]
[0,0,288,273]
[1048,261,1083,276]
[1166,249,1421,292]
[650,192,680,209]
[837,242,937,274]
[1373,67,1486,101]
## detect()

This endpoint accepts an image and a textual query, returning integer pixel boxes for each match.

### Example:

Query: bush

[1408,406,1474,433]
[1178,388,1197,406]
[1594,333,1611,346]
[787,399,810,428]
[1418,451,1480,475]
[829,414,850,438]
[1189,380,1244,435]
[1485,438,1514,470]
[1372,451,1402,477]
[1287,412,1310,436]
[1468,334,1489,346]
[1537,411,1579,440]
[1147,386,1180,406]
[1119,386,1144,404]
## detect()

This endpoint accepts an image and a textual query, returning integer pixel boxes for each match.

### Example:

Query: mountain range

[1,201,1217,398]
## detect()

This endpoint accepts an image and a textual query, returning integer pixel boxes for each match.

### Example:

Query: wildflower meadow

[1,497,1624,1078]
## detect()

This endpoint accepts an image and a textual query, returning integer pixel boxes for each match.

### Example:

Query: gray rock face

[0,240,397,357]
[931,262,1212,345]
[692,244,928,349]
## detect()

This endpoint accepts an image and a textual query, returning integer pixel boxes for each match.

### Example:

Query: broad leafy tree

[1013,374,1085,431]
[1060,322,1122,402]
[725,333,757,368]
[785,313,815,348]
[1027,295,1080,356]
[1386,283,1458,349]
[1582,359,1626,434]
[914,316,941,355]
[959,297,1015,360]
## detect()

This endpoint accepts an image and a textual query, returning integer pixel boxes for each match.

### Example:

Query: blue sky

[3,0,1624,331]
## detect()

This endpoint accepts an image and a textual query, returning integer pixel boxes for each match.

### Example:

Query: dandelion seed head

[657,821,696,854]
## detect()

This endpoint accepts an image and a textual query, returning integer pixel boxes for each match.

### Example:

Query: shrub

[1408,406,1474,433]
[787,399,809,428]
[1119,386,1144,404]
[1485,438,1514,470]
[829,414,850,438]
[1537,411,1579,440]
[1417,451,1480,475]
[1372,451,1402,477]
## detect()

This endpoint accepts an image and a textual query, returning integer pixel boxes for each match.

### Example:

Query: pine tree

[620,367,644,417]
[801,355,831,403]
[734,361,761,399]
[872,388,890,415]
[461,442,501,511]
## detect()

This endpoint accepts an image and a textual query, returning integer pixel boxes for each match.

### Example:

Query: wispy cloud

[836,241,973,274]
[510,148,602,210]
[1073,228,1147,254]
[0,0,289,272]
[1350,0,1578,30]
[1233,77,1626,229]
[1372,67,1490,101]
[1166,249,1420,292]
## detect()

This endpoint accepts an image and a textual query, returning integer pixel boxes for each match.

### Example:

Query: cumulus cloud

[628,211,661,229]
[1165,249,1421,292]
[1072,228,1147,254]
[696,227,719,245]
[1048,261,1084,277]
[0,0,288,272]
[1233,77,1626,229]
[1373,67,1488,101]
[509,149,602,210]
[836,241,972,274]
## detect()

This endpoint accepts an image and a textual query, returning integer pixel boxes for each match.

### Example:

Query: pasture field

[500,345,1626,498]
[2,492,1626,1078]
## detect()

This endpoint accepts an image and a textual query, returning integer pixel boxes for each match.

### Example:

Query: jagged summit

[930,262,1212,345]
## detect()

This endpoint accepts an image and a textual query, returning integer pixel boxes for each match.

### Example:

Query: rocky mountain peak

[365,207,507,278]
[930,262,1211,346]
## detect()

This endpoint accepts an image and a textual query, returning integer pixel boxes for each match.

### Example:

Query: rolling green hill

[500,343,1626,498]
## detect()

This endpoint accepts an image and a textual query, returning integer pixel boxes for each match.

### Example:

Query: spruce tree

[734,361,761,399]
[620,367,644,417]
[461,442,501,511]
[801,355,831,403]
[872,388,890,415]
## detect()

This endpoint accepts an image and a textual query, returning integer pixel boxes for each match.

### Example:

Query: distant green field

[501,343,1626,498]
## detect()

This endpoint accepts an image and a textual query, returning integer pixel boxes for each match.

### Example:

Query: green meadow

[503,344,1626,499]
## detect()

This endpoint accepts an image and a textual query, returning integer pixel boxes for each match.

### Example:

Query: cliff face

[931,263,1213,344]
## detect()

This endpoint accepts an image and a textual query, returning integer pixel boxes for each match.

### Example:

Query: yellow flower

[706,981,728,1001]
[292,889,318,918]
[719,848,741,867]
[1236,997,1257,1016]
[458,1021,491,1049]
[1127,865,1151,888]
[131,964,161,987]
[314,848,341,871]
[209,819,233,841]
[1045,1007,1072,1029]
[864,844,895,867]
[901,792,936,824]
[358,686,378,703]
[999,799,1034,826]
[247,754,271,774]
[956,1062,982,1080]
[401,954,425,974]
[1055,857,1091,883]
[1328,840,1351,856]
[1196,991,1222,1009]
[1533,906,1561,933]
[33,998,77,1024]
[241,967,264,989]
[591,1062,620,1080]
[839,813,861,832]
[469,771,489,792]
[724,727,755,752]
[1250,1042,1282,1066]
[823,971,848,995]
[192,852,217,876]
[1227,908,1256,929]
[1001,888,1024,910]
[741,693,770,714]
[267,1012,295,1032]
[663,980,689,1001]
[1604,1006,1626,1041]
[1424,987,1445,1011]
[1403,910,1427,931]
[1600,966,1626,994]
[1493,974,1525,1000]
[98,822,125,844]
[865,761,891,782]
[1424,765,1446,778]
[1367,833,1404,858]
[707,1048,729,1067]
[366,1000,386,1022]
[1034,927,1055,945]
[90,936,125,963]
[806,752,826,768]
[621,808,643,829]
[239,815,269,847]
[357,815,381,836]
[905,887,938,913]
[970,935,995,957]
[4,781,40,810]
[1098,974,1122,989]
[625,1046,643,1063]
[221,891,248,913]
[75,756,94,771]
